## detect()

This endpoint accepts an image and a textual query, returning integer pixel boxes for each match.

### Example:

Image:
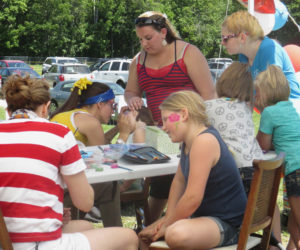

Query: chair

[0,207,13,250]
[150,152,285,250]
[120,177,151,233]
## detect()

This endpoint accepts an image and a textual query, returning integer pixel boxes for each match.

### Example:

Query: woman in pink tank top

[124,11,216,227]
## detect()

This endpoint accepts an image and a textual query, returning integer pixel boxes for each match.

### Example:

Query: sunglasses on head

[135,17,159,26]
[221,33,238,43]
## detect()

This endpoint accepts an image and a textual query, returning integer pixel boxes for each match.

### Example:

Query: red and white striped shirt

[0,117,86,243]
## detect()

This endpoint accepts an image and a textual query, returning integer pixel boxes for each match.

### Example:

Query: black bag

[122,146,170,164]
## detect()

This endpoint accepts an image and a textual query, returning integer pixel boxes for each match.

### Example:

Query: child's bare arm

[256,131,273,151]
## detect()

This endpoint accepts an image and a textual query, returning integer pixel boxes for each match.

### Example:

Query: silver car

[43,63,93,87]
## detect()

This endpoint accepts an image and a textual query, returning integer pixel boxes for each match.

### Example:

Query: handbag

[122,146,170,164]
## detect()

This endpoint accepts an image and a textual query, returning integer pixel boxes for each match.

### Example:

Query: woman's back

[0,115,85,242]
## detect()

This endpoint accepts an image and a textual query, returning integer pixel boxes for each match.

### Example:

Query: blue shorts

[209,217,240,247]
[285,169,300,198]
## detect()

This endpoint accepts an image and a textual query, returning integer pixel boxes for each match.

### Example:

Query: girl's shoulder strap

[137,50,147,65]
[178,42,190,60]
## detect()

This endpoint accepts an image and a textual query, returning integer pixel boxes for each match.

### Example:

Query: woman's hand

[127,96,144,111]
[117,107,136,141]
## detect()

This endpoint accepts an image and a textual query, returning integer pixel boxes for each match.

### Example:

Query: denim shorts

[208,217,240,247]
[285,169,300,198]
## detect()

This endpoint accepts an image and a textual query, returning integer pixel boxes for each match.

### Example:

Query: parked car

[92,58,132,88]
[207,57,233,64]
[49,79,146,121]
[42,57,79,74]
[208,61,232,84]
[89,58,112,72]
[0,67,41,87]
[43,63,93,87]
[0,60,31,69]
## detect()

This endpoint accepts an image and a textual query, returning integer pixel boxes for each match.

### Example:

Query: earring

[162,39,167,46]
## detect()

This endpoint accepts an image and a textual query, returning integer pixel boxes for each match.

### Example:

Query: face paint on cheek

[168,113,180,130]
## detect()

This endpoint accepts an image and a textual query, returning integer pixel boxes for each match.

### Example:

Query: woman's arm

[63,171,94,212]
[184,44,217,100]
[125,56,144,110]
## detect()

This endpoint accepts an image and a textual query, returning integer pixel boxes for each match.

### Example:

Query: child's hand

[62,207,71,225]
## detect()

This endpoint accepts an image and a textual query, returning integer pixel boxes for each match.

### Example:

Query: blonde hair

[222,10,264,40]
[254,65,290,110]
[159,90,209,126]
[137,11,181,43]
[216,62,253,105]
[3,75,50,112]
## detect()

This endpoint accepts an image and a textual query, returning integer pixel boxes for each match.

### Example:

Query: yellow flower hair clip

[71,78,92,95]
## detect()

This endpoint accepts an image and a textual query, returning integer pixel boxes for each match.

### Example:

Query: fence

[0,56,101,65]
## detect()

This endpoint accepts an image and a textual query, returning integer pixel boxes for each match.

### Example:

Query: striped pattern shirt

[137,42,196,124]
[0,118,86,243]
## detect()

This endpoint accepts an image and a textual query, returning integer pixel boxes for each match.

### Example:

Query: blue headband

[82,89,115,105]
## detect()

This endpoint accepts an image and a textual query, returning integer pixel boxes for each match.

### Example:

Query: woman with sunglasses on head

[221,10,300,99]
[50,78,136,228]
[125,11,216,225]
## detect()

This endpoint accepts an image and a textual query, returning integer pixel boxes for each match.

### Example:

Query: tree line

[0,0,299,59]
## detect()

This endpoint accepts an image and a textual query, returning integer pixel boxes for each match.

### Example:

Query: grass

[31,64,42,75]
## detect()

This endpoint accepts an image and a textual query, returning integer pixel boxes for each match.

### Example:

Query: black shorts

[150,174,174,199]
[285,169,300,197]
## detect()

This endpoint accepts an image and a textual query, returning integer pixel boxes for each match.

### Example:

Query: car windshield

[7,62,30,68]
[108,84,124,95]
[62,65,90,74]
[209,62,225,69]
[9,69,40,78]
[58,59,78,64]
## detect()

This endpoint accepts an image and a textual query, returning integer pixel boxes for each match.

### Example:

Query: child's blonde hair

[222,10,264,41]
[254,65,290,110]
[216,62,253,105]
[159,90,209,126]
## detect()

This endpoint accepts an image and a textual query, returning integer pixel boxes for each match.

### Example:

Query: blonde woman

[221,10,300,99]
[139,90,246,249]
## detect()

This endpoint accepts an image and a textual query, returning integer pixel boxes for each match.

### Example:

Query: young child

[205,62,263,195]
[255,65,300,249]
[138,90,246,249]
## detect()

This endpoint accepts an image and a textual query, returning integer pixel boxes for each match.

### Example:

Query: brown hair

[222,10,264,41]
[254,65,290,110]
[136,11,181,44]
[216,62,253,105]
[159,90,209,126]
[50,81,110,118]
[3,75,50,112]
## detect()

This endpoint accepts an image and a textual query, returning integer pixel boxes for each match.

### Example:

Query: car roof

[46,56,77,59]
[0,60,26,63]
[57,79,124,92]
[51,63,88,66]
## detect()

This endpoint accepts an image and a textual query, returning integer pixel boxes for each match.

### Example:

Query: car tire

[117,80,125,89]
[49,100,58,114]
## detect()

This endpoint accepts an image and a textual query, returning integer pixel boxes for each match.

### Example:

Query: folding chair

[0,207,13,250]
[120,177,151,233]
[150,152,285,250]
